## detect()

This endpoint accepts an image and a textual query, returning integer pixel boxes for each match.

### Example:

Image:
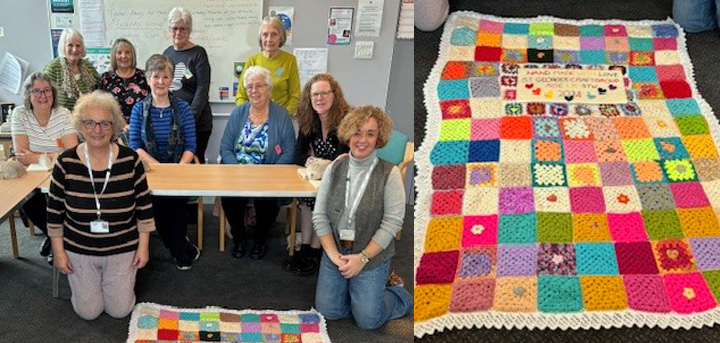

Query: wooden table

[41,163,317,253]
[0,171,51,258]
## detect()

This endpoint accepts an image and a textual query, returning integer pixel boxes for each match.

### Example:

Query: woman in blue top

[128,54,200,271]
[220,66,296,260]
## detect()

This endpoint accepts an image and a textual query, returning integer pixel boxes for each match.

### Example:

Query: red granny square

[475,46,502,62]
[432,165,467,190]
[615,242,659,274]
[500,116,533,139]
[157,329,179,340]
[653,38,677,50]
[660,81,692,98]
[441,100,472,119]
[431,190,464,216]
[416,250,461,285]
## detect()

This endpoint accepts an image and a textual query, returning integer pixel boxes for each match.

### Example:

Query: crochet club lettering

[415,13,720,337]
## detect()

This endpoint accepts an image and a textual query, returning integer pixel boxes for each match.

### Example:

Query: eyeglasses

[82,120,113,130]
[311,91,333,99]
[246,83,267,90]
[31,88,52,97]
[170,26,189,33]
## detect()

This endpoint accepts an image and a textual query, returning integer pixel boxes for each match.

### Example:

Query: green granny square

[622,139,660,161]
[538,275,583,313]
[537,212,573,243]
[703,270,720,301]
[641,209,684,240]
[529,22,554,35]
[579,25,604,36]
[675,116,709,136]
[439,119,471,141]
[498,213,537,243]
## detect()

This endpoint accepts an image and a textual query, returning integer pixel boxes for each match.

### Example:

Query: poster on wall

[51,13,74,28]
[51,29,63,58]
[294,48,328,88]
[86,47,111,75]
[50,0,74,13]
[268,6,294,46]
[355,0,384,37]
[327,7,354,45]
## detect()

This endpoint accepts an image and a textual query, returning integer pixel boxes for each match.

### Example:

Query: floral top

[235,120,269,164]
[98,69,150,122]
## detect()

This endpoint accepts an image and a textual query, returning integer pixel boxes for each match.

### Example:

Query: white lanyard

[83,144,113,220]
[345,157,378,229]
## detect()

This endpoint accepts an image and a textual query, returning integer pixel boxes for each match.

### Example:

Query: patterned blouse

[98,69,150,122]
[235,121,269,164]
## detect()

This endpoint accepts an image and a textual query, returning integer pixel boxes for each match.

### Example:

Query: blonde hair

[109,38,137,70]
[72,91,126,140]
[296,73,350,136]
[168,7,193,32]
[338,105,393,149]
[258,15,287,49]
[57,28,86,58]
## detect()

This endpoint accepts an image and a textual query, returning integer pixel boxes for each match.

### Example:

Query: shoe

[249,242,267,260]
[294,256,319,276]
[283,254,301,271]
[188,243,201,262]
[47,253,53,266]
[40,237,52,257]
[386,269,405,288]
[175,259,192,271]
[231,241,247,259]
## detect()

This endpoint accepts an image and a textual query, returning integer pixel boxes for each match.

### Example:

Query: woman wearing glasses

[43,28,99,111]
[220,66,296,260]
[11,71,78,263]
[47,91,155,320]
[128,54,199,271]
[235,15,300,115]
[162,7,212,164]
[284,74,350,276]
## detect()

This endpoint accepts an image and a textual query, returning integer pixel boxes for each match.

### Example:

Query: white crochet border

[414,11,720,338]
[126,302,332,343]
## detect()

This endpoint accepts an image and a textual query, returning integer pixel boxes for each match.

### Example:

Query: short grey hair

[57,28,86,59]
[72,91,126,140]
[243,66,273,91]
[258,15,287,48]
[168,7,193,32]
[22,72,58,110]
[145,54,175,78]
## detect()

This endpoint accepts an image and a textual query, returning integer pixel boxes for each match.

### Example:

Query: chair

[188,156,204,249]
[376,130,414,240]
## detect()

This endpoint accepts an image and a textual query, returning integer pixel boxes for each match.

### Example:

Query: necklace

[159,108,165,119]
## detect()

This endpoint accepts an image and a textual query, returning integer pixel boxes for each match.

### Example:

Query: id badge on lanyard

[344,158,378,241]
[84,144,113,233]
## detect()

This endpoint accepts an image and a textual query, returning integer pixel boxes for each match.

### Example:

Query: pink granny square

[499,187,535,214]
[604,25,627,36]
[608,212,649,242]
[479,20,504,33]
[655,64,686,81]
[669,182,710,208]
[663,272,717,314]
[471,118,501,140]
[564,140,598,163]
[159,310,180,320]
[623,275,671,313]
[431,190,464,216]
[570,187,606,213]
[462,215,499,246]
[653,38,677,51]
[449,278,496,312]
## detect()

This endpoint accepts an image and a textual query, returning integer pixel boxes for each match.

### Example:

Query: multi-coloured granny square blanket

[414,12,720,337]
[127,303,331,342]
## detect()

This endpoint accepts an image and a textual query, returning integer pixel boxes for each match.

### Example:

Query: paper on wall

[327,7,354,45]
[269,6,294,46]
[0,52,29,94]
[79,0,106,47]
[355,0,384,37]
[294,48,328,89]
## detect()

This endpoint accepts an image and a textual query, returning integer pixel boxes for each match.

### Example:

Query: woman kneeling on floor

[312,105,413,330]
[47,91,155,320]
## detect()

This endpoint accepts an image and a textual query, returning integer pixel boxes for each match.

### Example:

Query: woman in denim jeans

[312,105,412,330]
[673,0,720,32]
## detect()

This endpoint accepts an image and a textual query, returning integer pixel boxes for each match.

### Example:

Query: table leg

[219,206,225,252]
[9,213,19,259]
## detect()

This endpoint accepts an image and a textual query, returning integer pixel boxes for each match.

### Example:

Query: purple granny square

[499,187,535,214]
[690,238,720,270]
[497,244,537,276]
[581,36,605,49]
[242,322,261,332]
[599,162,634,186]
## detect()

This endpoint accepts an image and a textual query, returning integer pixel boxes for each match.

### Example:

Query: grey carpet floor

[415,0,720,341]
[0,204,413,343]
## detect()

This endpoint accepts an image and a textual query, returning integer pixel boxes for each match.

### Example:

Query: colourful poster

[50,0,74,13]
[327,7,354,45]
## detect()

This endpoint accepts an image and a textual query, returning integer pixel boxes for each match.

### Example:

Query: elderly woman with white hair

[235,15,300,115]
[47,90,155,320]
[44,28,99,111]
[220,66,296,260]
[163,7,213,164]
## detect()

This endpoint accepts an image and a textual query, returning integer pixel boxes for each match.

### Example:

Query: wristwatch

[359,251,370,264]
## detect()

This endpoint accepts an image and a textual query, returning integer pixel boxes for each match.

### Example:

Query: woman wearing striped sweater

[128,54,199,270]
[43,28,99,111]
[47,91,155,320]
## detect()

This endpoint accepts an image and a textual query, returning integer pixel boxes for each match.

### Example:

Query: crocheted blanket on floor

[415,12,720,337]
[126,303,331,342]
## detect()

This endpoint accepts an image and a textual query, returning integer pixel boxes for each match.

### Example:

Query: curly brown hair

[338,105,393,149]
[296,73,350,136]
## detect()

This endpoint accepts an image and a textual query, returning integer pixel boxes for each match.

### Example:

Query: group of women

[11,7,411,330]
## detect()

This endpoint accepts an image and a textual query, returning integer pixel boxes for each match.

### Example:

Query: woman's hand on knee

[54,252,74,274]
[132,247,149,269]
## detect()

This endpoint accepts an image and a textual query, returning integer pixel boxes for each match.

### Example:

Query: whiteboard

[103,0,263,102]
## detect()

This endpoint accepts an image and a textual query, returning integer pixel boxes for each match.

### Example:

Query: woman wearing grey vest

[312,105,412,329]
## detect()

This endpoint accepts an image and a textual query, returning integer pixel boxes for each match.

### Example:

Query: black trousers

[195,130,212,164]
[221,197,280,245]
[152,196,191,263]
[21,191,48,236]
